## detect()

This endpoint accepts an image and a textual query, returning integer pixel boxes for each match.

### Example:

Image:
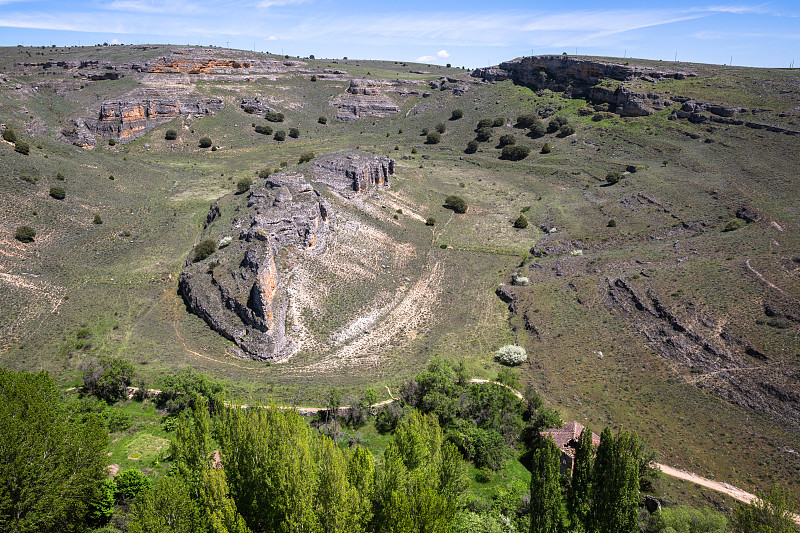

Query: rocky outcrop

[240,98,277,114]
[331,79,402,121]
[179,151,394,361]
[472,55,694,117]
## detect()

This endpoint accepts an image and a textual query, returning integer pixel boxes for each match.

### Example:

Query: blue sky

[0,0,797,68]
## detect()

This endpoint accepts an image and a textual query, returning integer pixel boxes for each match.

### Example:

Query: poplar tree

[589,428,640,533]
[529,436,565,533]
[567,428,593,533]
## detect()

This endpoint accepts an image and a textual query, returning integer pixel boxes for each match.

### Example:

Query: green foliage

[606,171,622,185]
[411,147,418,154]
[567,428,593,532]
[646,505,729,533]
[450,109,463,120]
[590,428,641,533]
[733,485,798,533]
[2,128,17,143]
[128,476,198,533]
[155,367,224,414]
[199,137,212,148]
[500,145,530,161]
[492,117,505,127]
[289,127,300,138]
[476,118,494,130]
[436,122,446,134]
[236,177,253,193]
[193,238,217,262]
[254,124,273,135]
[274,129,286,141]
[426,131,442,144]
[298,151,315,164]
[258,168,271,179]
[115,468,151,503]
[56,172,65,180]
[529,436,565,533]
[498,134,516,147]
[541,142,551,154]
[318,116,327,124]
[465,140,479,154]
[425,217,436,226]
[49,186,66,200]
[89,477,117,526]
[547,115,568,133]
[165,129,178,140]
[108,138,116,146]
[104,408,132,432]
[475,127,492,142]
[496,344,527,365]
[265,111,285,122]
[607,219,617,227]
[513,214,528,229]
[0,369,108,532]
[723,218,746,232]
[243,106,256,114]
[515,114,538,129]
[15,141,30,154]
[445,195,468,214]
[14,225,35,242]
[557,124,576,137]
[82,357,135,403]
[93,213,103,224]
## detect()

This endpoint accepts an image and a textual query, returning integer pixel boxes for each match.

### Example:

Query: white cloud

[258,0,312,7]
[416,55,435,62]
[111,38,122,44]
[437,49,450,58]
[267,35,278,40]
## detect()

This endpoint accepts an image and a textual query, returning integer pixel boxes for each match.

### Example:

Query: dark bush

[273,130,286,141]
[445,195,468,214]
[265,111,284,122]
[93,213,103,224]
[2,128,17,143]
[607,219,617,227]
[310,75,317,82]
[108,138,115,146]
[236,177,253,193]
[493,116,505,127]
[165,129,177,140]
[541,143,551,154]
[547,115,569,133]
[14,225,35,243]
[421,127,429,136]
[465,140,479,154]
[515,114,537,129]
[513,215,529,228]
[557,124,575,137]
[14,141,29,155]
[501,145,531,161]
[426,131,441,144]
[529,120,546,138]
[476,118,493,130]
[606,171,622,185]
[211,146,217,151]
[82,357,135,403]
[498,134,516,147]
[318,116,327,124]
[425,217,436,226]
[288,127,300,138]
[49,186,66,200]
[258,168,270,179]
[242,106,255,114]
[298,151,315,164]
[56,172,65,180]
[475,127,492,142]
[254,125,273,135]
[450,109,463,120]
[723,218,746,232]
[198,137,212,148]
[193,238,217,262]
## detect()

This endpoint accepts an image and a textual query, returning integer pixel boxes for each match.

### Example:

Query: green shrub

[258,168,270,179]
[273,130,286,141]
[93,213,103,224]
[14,225,35,243]
[500,145,530,161]
[516,113,537,128]
[236,177,253,193]
[476,118,493,130]
[49,186,66,200]
[104,409,132,432]
[108,174,114,180]
[426,131,441,144]
[541,143,551,154]
[82,357,135,403]
[513,215,529,228]
[310,74,317,81]
[211,145,217,151]
[421,127,429,136]
[298,151,315,164]
[475,127,492,142]
[254,125,273,135]
[198,137,212,148]
[2,128,17,143]
[606,171,622,185]
[450,109,463,120]
[288,127,300,138]
[164,129,178,140]
[529,120,546,138]
[425,217,436,226]
[496,345,527,366]
[493,116,505,127]
[265,111,284,122]
[498,134,516,147]
[56,172,65,180]
[411,147,418,154]
[318,116,327,124]
[557,124,575,137]
[445,195,467,214]
[435,122,446,134]
[193,239,217,262]
[242,106,255,114]
[723,218,746,232]
[607,219,617,227]
[107,138,115,146]
[465,140,478,154]
[547,115,568,133]
[14,141,29,155]
[115,468,150,503]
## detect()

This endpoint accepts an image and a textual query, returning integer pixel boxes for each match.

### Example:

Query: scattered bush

[513,215,529,228]
[435,122,446,134]
[193,238,217,262]
[115,468,150,503]
[108,138,115,146]
[425,217,436,226]
[450,109,463,120]
[2,128,17,143]
[557,124,575,137]
[242,106,255,114]
[547,115,568,133]
[288,127,300,138]
[82,356,135,403]
[411,147,418,154]
[265,111,285,122]
[492,116,505,127]
[298,151,315,164]
[258,168,270,179]
[254,125,273,135]
[445,195,468,214]
[529,120,546,138]
[475,127,492,142]
[14,225,35,243]
[501,145,531,161]
[607,219,617,227]
[273,130,286,141]
[606,171,622,185]
[318,116,327,124]
[198,137,212,148]
[421,127,429,136]
[310,75,317,82]
[496,345,528,366]
[211,145,217,151]
[541,142,551,154]
[476,118,493,130]
[236,177,253,193]
[465,140,479,154]
[498,134,516,147]
[93,213,103,224]
[516,114,537,128]
[56,172,65,180]
[49,186,66,200]
[108,174,114,180]
[426,131,441,144]
[723,218,746,232]
[14,141,30,155]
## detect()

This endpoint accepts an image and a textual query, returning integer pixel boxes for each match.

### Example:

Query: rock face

[179,151,394,361]
[472,56,694,117]
[331,79,401,121]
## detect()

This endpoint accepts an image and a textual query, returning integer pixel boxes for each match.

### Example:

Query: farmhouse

[541,421,600,476]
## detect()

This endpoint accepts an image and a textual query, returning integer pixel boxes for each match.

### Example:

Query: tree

[465,140,478,154]
[426,131,441,144]
[198,469,251,533]
[529,121,547,138]
[0,369,108,532]
[435,122,446,134]
[733,485,798,533]
[475,127,492,142]
[567,429,593,533]
[557,124,575,137]
[288,127,300,138]
[155,367,224,414]
[318,116,328,124]
[274,130,286,141]
[165,129,178,140]
[476,118,493,130]
[2,128,17,143]
[115,468,151,504]
[199,137,213,148]
[498,134,516,147]
[496,344,527,365]
[541,143,551,154]
[450,109,463,120]
[128,476,199,533]
[529,436,565,533]
[254,125,273,135]
[547,116,568,133]
[590,428,640,533]
[14,225,35,242]
[493,117,505,127]
[193,238,217,262]
[298,152,315,164]
[445,195,467,214]
[514,215,529,229]
[425,217,436,226]
[516,114,538,129]
[265,112,285,122]
[236,177,253,193]
[501,145,531,161]
[310,74,317,81]
[14,141,30,154]
[93,213,103,224]
[606,171,622,185]
[82,356,135,402]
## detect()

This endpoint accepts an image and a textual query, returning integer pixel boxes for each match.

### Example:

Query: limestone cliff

[331,79,402,121]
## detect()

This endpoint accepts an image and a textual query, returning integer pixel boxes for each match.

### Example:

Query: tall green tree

[170,396,212,496]
[528,436,564,533]
[0,369,108,533]
[567,428,593,533]
[128,476,199,533]
[198,468,251,533]
[314,436,362,533]
[733,485,798,533]
[589,428,640,533]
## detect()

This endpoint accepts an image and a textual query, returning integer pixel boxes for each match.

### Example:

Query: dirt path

[746,258,800,305]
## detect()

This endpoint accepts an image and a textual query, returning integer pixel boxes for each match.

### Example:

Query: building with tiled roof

[540,421,600,476]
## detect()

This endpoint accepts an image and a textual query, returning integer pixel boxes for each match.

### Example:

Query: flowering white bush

[496,345,527,366]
